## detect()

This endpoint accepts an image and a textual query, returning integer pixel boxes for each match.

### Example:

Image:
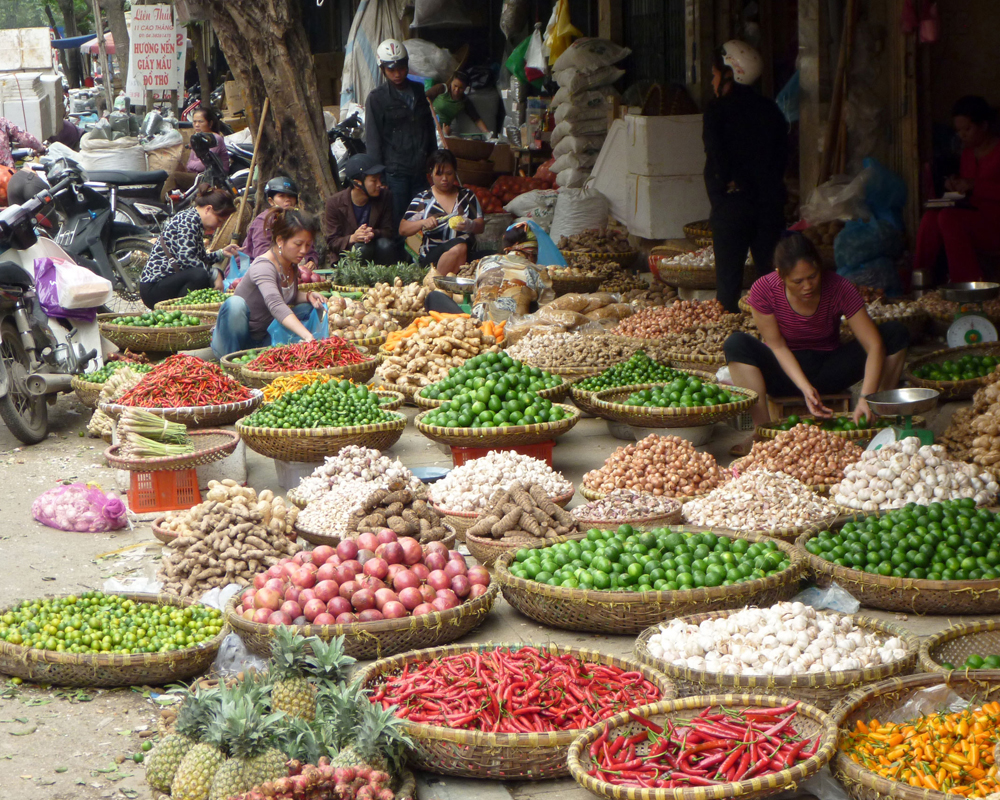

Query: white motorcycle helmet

[377,39,408,70]
[718,40,763,85]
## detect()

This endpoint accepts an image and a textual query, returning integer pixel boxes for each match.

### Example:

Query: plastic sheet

[884,684,969,725]
[792,583,861,614]
[32,483,127,532]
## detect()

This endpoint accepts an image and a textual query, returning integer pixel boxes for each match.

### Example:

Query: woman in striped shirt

[724,233,908,452]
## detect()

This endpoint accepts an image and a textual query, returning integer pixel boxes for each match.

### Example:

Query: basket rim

[414,403,581,443]
[756,414,926,441]
[429,487,576,520]
[104,428,240,471]
[572,368,720,396]
[153,293,232,312]
[918,618,1000,674]
[572,504,683,529]
[415,377,567,408]
[97,309,217,334]
[590,382,758,421]
[666,350,729,366]
[903,342,1000,389]
[100,388,263,416]
[241,356,378,382]
[235,410,407,438]
[356,641,675,747]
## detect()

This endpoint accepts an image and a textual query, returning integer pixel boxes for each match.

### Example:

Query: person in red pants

[915,95,1000,282]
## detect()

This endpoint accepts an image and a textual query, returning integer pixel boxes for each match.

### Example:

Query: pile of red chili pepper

[371,647,663,734]
[246,337,367,372]
[118,354,253,408]
[587,702,819,789]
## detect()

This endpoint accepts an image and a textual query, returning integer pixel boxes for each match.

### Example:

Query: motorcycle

[329,111,366,190]
[0,177,104,444]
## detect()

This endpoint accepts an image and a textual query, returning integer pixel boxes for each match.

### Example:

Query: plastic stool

[128,469,201,513]
[450,440,555,468]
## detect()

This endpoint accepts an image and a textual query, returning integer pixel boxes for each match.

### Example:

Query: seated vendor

[211,209,326,358]
[425,71,491,137]
[324,154,401,265]
[399,149,484,277]
[723,233,909,454]
[243,176,318,278]
[161,107,230,199]
[915,95,1000,282]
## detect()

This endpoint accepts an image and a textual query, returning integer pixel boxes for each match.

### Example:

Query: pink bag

[32,483,127,532]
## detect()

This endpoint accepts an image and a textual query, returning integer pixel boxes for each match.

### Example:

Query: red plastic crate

[128,468,201,513]
[450,440,555,468]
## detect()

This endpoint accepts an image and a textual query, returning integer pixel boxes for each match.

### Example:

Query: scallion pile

[118,409,194,458]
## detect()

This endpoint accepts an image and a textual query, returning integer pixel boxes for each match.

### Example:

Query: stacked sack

[550,38,630,189]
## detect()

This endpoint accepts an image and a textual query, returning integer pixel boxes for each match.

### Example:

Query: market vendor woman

[724,233,909,453]
[211,209,326,358]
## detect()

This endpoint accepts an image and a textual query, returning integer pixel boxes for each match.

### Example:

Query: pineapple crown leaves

[356,695,414,775]
[269,626,310,682]
[174,687,223,740]
[304,635,356,685]
[314,683,361,750]
[275,716,325,765]
[217,690,286,760]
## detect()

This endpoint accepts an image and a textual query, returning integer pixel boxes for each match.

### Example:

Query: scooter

[0,176,104,444]
[329,111,366,190]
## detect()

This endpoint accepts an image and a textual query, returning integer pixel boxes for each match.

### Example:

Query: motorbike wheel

[107,236,155,314]
[0,321,48,444]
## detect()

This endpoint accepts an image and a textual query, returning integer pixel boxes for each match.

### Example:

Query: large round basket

[919,619,1000,674]
[0,592,228,686]
[686,512,844,544]
[219,348,264,383]
[375,390,405,411]
[414,404,581,447]
[668,351,728,373]
[829,673,1000,800]
[796,524,1000,614]
[294,522,457,552]
[151,516,179,544]
[569,694,837,800]
[496,529,806,634]
[236,412,407,462]
[653,259,755,291]
[429,488,575,538]
[376,380,420,405]
[100,389,263,428]
[338,332,388,353]
[331,284,365,293]
[634,611,918,711]
[560,249,638,270]
[356,642,676,780]
[570,369,719,416]
[756,415,927,442]
[97,311,217,353]
[298,281,333,292]
[153,294,231,312]
[683,219,712,241]
[573,505,684,532]
[414,380,570,409]
[225,580,499,660]
[534,364,605,381]
[240,357,378,390]
[104,429,240,471]
[903,342,1000,400]
[589,383,757,428]
[465,531,586,568]
[72,375,104,409]
[551,273,605,295]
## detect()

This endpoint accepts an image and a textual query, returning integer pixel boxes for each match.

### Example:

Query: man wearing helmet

[242,176,318,273]
[366,39,438,227]
[703,40,789,313]
[324,153,402,265]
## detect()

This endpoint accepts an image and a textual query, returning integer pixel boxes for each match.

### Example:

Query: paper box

[625,114,705,177]
[624,173,711,240]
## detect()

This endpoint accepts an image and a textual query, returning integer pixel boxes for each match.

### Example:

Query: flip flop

[729,439,755,458]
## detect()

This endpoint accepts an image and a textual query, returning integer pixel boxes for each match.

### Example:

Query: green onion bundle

[122,432,196,458]
[118,408,190,445]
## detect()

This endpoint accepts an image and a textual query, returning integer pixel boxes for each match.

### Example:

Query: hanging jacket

[365,80,437,177]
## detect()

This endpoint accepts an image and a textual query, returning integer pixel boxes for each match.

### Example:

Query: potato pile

[801,220,844,248]
[467,482,578,541]
[736,424,864,487]
[583,434,726,498]
[505,330,641,371]
[941,372,1000,474]
[158,481,301,595]
[325,296,400,339]
[376,316,501,389]
[615,299,727,338]
[559,228,632,254]
[346,483,449,543]
[364,277,431,314]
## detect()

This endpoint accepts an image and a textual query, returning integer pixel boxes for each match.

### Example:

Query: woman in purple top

[242,176,318,272]
[723,234,908,451]
[161,107,230,200]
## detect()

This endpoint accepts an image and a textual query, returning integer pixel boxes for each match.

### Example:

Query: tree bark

[99,0,131,86]
[190,23,212,102]
[207,0,334,234]
[55,0,84,89]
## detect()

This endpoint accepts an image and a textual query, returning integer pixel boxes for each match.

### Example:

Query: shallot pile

[614,299,727,338]
[582,434,725,498]
[737,424,864,487]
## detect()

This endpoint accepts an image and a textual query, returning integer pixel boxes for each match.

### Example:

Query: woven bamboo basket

[653,259,755,291]
[236,412,407,462]
[104,429,240,471]
[496,529,806,634]
[570,369,719,416]
[533,364,606,381]
[465,530,586,567]
[560,249,638,270]
[686,512,844,545]
[151,516,179,544]
[375,390,405,411]
[100,390,263,428]
[430,488,575,538]
[829,673,1000,800]
[903,343,1000,400]
[376,381,420,405]
[633,612,919,711]
[331,284,366,294]
[298,281,333,292]
[755,415,927,442]
[414,379,569,409]
[796,524,1000,614]
[356,642,676,780]
[668,351,728,373]
[919,619,1000,674]
[683,220,712,240]
[225,580,499,660]
[153,294,231,312]
[739,296,753,315]
[97,311,217,352]
[294,522,457,551]
[590,383,757,428]
[569,694,838,800]
[414,404,581,447]
[71,375,104,409]
[573,505,684,532]
[551,273,606,295]
[240,357,378,390]
[219,348,265,383]
[0,592,228,686]
[337,332,388,352]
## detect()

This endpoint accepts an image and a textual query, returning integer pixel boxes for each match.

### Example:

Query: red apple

[326,596,352,617]
[444,559,467,579]
[264,577,285,594]
[311,545,335,565]
[359,575,385,593]
[334,564,356,585]
[325,554,342,568]
[392,568,419,591]
[336,539,359,561]
[254,587,282,611]
[292,569,317,589]
[432,596,457,613]
[303,598,327,622]
[378,542,404,566]
[293,551,313,566]
[435,588,459,607]
[242,608,256,621]
[335,611,358,624]
[313,613,336,626]
[283,586,301,603]
[266,564,284,580]
[252,608,273,624]
[253,573,268,590]
[280,600,303,619]
[314,580,340,604]
[343,559,363,575]
[425,541,448,556]
[268,610,292,625]
[448,550,467,565]
[427,570,450,591]
[467,566,490,586]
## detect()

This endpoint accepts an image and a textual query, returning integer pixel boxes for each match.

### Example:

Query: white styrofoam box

[2,96,52,141]
[625,114,705,177]
[40,73,64,128]
[0,29,52,71]
[624,173,712,240]
[589,118,628,223]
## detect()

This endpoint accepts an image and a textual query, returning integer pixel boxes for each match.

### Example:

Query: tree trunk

[56,0,84,89]
[99,0,131,87]
[191,23,212,103]
[207,0,334,234]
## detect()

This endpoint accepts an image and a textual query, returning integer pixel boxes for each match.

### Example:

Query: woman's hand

[213,272,225,291]
[803,385,834,418]
[945,176,973,194]
[220,243,240,257]
[423,217,439,231]
[307,291,326,309]
[853,398,871,425]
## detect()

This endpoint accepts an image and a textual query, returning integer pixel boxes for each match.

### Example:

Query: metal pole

[90,0,115,112]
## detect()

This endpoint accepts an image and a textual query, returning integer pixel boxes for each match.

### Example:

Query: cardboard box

[223,116,248,132]
[625,114,705,177]
[489,143,514,174]
[225,80,244,114]
[624,173,711,240]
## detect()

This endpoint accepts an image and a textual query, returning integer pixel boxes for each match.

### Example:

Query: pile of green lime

[913,354,997,382]
[109,310,203,328]
[245,379,392,429]
[161,288,229,305]
[508,526,790,591]
[418,352,562,401]
[804,499,1000,580]
[619,379,735,409]
[0,592,224,655]
[575,351,685,392]
[231,348,270,364]
[80,361,154,383]
[940,654,1000,670]
[769,414,893,432]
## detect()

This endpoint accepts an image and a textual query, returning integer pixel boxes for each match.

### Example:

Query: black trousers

[711,193,786,313]
[139,269,214,308]
[351,238,403,266]
[424,291,462,314]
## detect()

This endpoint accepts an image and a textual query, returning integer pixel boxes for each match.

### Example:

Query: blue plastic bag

[861,157,907,230]
[224,252,251,290]
[775,71,800,125]
[835,218,904,270]
[267,306,329,346]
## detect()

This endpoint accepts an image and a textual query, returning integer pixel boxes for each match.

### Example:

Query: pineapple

[171,712,228,800]
[146,687,221,793]
[304,635,356,689]
[325,684,411,776]
[208,691,287,800]
[269,626,316,720]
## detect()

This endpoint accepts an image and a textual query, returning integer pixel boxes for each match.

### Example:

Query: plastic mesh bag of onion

[31,483,127,532]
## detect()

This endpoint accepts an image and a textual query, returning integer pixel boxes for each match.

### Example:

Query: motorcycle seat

[0,262,33,289]
[86,169,169,186]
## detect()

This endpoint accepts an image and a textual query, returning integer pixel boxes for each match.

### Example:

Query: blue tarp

[51,33,99,50]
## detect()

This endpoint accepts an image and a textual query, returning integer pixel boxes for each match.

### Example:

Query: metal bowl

[433,275,476,294]
[940,282,1000,304]
[864,388,941,417]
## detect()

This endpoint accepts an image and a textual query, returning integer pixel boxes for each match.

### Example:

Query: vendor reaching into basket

[211,209,326,358]
[723,233,909,454]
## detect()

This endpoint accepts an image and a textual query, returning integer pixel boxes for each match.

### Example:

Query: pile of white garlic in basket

[644,601,908,676]
[428,451,572,512]
[291,446,422,504]
[654,246,751,269]
[832,437,998,512]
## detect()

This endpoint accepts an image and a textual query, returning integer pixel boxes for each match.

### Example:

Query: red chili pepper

[627,711,664,734]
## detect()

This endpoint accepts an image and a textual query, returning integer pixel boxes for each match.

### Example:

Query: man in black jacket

[703,40,789,313]
[365,39,438,228]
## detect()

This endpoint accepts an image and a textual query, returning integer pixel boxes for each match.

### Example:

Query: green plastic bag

[505,35,531,85]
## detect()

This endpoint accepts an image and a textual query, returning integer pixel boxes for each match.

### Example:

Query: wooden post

[231,97,269,243]
[818,0,856,184]
[597,0,623,45]
[798,0,825,201]
[170,89,179,117]
[91,0,115,112]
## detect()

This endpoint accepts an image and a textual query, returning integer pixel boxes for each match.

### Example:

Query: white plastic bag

[549,186,610,242]
[551,151,598,173]
[552,133,606,159]
[79,135,147,173]
[553,87,605,108]
[554,65,625,95]
[792,583,861,614]
[801,169,872,225]
[554,166,592,188]
[55,257,112,309]
[552,37,631,73]
[141,127,183,152]
[403,38,458,81]
[504,188,559,216]
[552,117,609,143]
[554,100,608,124]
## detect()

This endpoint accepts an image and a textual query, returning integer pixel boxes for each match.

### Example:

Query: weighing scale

[940,282,1000,347]
[433,275,476,313]
[864,388,941,451]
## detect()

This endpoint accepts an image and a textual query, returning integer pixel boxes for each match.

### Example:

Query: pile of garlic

[291,446,422,504]
[832,437,998,512]
[644,601,908,676]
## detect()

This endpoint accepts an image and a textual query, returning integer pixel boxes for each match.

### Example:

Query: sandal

[729,438,755,458]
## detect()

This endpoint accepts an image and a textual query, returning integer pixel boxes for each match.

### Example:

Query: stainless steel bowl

[433,275,476,294]
[863,388,941,417]
[940,282,1000,304]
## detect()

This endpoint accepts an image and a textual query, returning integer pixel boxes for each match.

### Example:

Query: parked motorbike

[329,111,366,190]
[0,177,104,444]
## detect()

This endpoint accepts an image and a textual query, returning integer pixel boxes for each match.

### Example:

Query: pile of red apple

[237,528,491,626]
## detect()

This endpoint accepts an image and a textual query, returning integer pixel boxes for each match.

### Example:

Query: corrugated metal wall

[623,0,687,85]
